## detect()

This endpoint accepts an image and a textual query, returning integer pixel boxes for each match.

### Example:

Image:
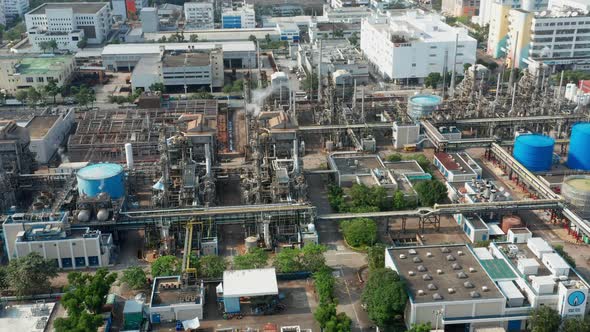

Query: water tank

[77,163,125,199]
[502,215,523,234]
[562,175,590,218]
[245,236,258,250]
[407,94,442,121]
[567,123,590,170]
[513,134,555,171]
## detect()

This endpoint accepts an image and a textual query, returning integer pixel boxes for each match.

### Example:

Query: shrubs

[340,218,378,248]
[313,268,352,331]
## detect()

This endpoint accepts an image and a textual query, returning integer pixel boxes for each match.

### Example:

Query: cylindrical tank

[325,140,334,152]
[307,223,316,232]
[77,163,125,199]
[567,123,590,170]
[407,94,442,121]
[125,143,134,170]
[513,134,555,171]
[245,236,258,250]
[562,175,590,218]
[501,215,523,234]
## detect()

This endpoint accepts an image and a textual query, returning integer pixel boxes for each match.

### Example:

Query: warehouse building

[25,109,75,164]
[102,41,256,70]
[0,55,75,95]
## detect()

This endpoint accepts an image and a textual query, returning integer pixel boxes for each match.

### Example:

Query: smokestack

[125,143,134,169]
[205,143,212,176]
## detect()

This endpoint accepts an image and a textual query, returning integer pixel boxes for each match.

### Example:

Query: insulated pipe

[125,143,134,170]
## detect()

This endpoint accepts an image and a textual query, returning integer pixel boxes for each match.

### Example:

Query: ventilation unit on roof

[417,289,425,296]
[413,257,422,263]
[408,270,415,276]
[409,249,417,255]
[417,265,427,272]
[470,291,481,298]
[469,267,476,273]
[433,293,443,300]
[464,281,474,288]
[437,269,443,275]
[426,252,433,257]
[446,255,456,261]
[457,250,464,256]
[441,247,450,253]
[452,263,462,270]
[482,286,489,292]
[457,272,468,279]
[399,254,407,259]
[423,274,432,280]
[448,288,455,294]
[428,283,438,290]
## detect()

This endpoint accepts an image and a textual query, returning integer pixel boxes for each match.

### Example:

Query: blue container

[77,163,125,199]
[407,94,442,120]
[568,123,590,170]
[513,134,555,172]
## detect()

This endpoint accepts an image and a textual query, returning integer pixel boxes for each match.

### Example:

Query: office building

[140,7,159,33]
[2,212,113,269]
[443,0,481,17]
[25,2,112,52]
[385,241,590,330]
[474,0,549,27]
[4,0,29,22]
[184,1,214,30]
[221,4,255,29]
[0,55,75,95]
[360,11,477,82]
[330,0,370,8]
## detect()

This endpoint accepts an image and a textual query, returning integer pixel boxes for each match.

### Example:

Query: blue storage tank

[513,134,555,172]
[567,123,590,170]
[407,94,442,121]
[77,163,125,199]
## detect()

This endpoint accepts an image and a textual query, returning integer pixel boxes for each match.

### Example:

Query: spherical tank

[567,123,590,170]
[77,163,125,199]
[407,94,442,121]
[561,175,590,218]
[501,215,523,234]
[96,208,110,221]
[77,209,91,222]
[513,134,555,172]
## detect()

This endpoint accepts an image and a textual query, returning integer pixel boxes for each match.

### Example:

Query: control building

[184,1,214,30]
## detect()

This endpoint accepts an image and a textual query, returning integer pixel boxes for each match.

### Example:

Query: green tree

[265,33,271,43]
[392,190,406,210]
[407,322,432,332]
[302,244,327,272]
[362,268,407,328]
[151,255,181,277]
[553,244,576,268]
[348,32,359,46]
[349,184,388,211]
[45,79,62,104]
[189,34,199,42]
[77,37,87,49]
[463,63,472,72]
[562,317,590,332]
[39,40,50,52]
[328,185,347,212]
[528,306,561,332]
[72,85,95,109]
[158,36,167,43]
[54,310,104,332]
[6,252,57,297]
[340,218,378,248]
[149,82,165,93]
[315,302,337,328]
[414,180,448,206]
[233,247,269,270]
[424,72,442,89]
[325,313,352,332]
[15,89,28,105]
[313,268,335,304]
[121,266,147,290]
[302,73,318,92]
[366,244,386,271]
[0,266,8,290]
[5,21,25,41]
[249,34,257,42]
[274,247,303,273]
[61,268,117,315]
[199,255,227,278]
[26,86,41,108]
[386,153,402,162]
[48,40,58,52]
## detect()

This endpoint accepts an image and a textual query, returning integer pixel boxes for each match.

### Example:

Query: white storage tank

[517,258,540,275]
[542,253,570,277]
[527,237,553,259]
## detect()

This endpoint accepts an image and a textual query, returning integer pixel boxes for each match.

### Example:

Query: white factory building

[2,212,113,269]
[184,1,214,30]
[473,0,549,27]
[131,48,224,92]
[221,4,255,29]
[360,11,477,82]
[101,41,257,71]
[24,109,75,164]
[25,2,112,52]
[386,241,590,331]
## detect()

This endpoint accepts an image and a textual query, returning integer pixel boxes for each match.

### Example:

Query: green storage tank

[123,300,143,330]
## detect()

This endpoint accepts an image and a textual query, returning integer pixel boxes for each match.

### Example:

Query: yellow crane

[182,219,203,284]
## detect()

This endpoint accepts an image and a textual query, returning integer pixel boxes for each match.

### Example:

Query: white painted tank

[125,143,134,169]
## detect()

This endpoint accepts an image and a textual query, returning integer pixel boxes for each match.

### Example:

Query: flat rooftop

[384,160,424,175]
[16,56,72,75]
[331,154,384,175]
[506,243,580,282]
[388,245,504,303]
[26,116,58,139]
[102,41,256,56]
[28,2,107,15]
[0,302,55,332]
[223,268,278,298]
[151,276,204,307]
[163,52,210,67]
